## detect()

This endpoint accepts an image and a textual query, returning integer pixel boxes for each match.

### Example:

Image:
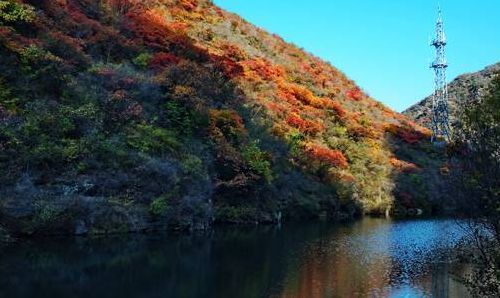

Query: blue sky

[213,0,500,112]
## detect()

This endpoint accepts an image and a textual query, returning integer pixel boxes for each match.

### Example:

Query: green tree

[0,0,35,25]
[451,72,500,297]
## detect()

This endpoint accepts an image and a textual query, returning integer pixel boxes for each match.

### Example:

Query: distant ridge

[404,62,500,127]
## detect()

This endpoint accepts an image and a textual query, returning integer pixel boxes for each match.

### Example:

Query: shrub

[305,143,348,168]
[133,53,152,69]
[149,52,181,70]
[181,154,204,176]
[164,101,196,136]
[242,141,273,183]
[286,113,323,135]
[329,101,347,119]
[127,124,181,154]
[214,205,256,223]
[209,109,246,145]
[149,195,170,217]
[0,0,35,25]
[0,77,19,112]
[240,58,284,81]
[346,87,363,101]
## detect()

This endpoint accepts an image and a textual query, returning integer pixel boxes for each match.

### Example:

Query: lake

[0,218,471,298]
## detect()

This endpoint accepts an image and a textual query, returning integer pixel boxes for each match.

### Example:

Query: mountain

[0,0,447,236]
[404,62,500,127]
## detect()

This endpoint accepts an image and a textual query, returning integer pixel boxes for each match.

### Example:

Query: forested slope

[0,0,447,236]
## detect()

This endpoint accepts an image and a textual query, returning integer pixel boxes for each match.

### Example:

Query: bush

[0,77,19,112]
[127,124,181,154]
[209,109,246,145]
[149,195,170,217]
[214,205,256,223]
[164,101,196,136]
[0,0,35,25]
[132,53,152,69]
[181,154,204,176]
[242,141,273,183]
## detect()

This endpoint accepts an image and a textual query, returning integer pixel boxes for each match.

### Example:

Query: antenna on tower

[430,6,451,143]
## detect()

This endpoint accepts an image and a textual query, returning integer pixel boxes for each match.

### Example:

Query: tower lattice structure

[430,8,451,143]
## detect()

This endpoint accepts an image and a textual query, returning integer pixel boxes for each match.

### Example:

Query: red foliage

[220,43,247,61]
[327,100,347,119]
[385,124,429,144]
[349,125,377,139]
[240,58,285,81]
[179,0,198,11]
[346,87,363,101]
[126,7,191,51]
[266,102,287,116]
[169,21,190,33]
[112,90,128,101]
[398,129,424,144]
[149,52,181,70]
[306,144,348,168]
[209,109,247,142]
[212,55,244,78]
[286,114,324,135]
[126,101,143,117]
[277,87,300,106]
[125,8,169,49]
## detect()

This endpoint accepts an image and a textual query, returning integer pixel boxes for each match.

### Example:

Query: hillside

[0,0,447,236]
[404,62,500,127]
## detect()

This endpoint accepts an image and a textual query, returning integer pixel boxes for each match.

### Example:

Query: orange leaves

[349,125,377,139]
[390,158,421,174]
[210,43,247,78]
[126,6,192,52]
[286,113,324,135]
[385,122,431,144]
[220,43,247,62]
[240,58,285,81]
[169,21,190,33]
[217,58,245,78]
[277,83,347,120]
[305,143,348,169]
[266,102,287,117]
[329,101,347,119]
[179,0,198,11]
[346,87,363,101]
[126,7,172,50]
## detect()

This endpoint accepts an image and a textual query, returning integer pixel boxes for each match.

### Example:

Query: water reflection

[279,219,469,298]
[0,218,470,298]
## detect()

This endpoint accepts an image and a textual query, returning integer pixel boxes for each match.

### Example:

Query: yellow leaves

[173,85,196,98]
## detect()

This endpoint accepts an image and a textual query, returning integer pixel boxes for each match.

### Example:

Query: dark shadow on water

[0,218,470,298]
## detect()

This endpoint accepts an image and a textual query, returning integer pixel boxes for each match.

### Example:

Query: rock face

[404,62,500,127]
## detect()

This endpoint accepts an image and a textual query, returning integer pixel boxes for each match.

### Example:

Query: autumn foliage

[286,113,324,135]
[149,52,181,69]
[0,0,442,222]
[305,144,348,169]
[390,158,421,174]
[346,87,363,101]
[240,58,285,81]
[385,123,430,144]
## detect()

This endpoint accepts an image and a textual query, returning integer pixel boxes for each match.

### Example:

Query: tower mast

[430,7,451,143]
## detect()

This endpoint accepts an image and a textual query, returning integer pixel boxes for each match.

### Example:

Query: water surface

[0,218,470,298]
